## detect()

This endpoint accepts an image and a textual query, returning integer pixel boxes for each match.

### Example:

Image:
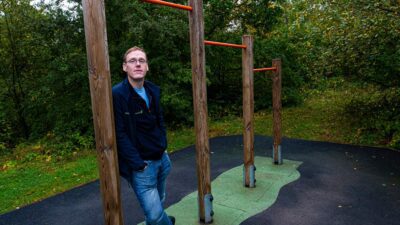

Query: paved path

[1,135,399,225]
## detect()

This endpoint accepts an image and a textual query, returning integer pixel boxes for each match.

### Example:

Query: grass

[0,152,98,213]
[0,78,389,214]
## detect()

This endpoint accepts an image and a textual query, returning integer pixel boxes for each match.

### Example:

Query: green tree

[0,0,51,143]
[0,0,92,152]
[279,0,400,148]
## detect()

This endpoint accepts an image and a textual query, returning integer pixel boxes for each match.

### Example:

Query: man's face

[123,50,148,81]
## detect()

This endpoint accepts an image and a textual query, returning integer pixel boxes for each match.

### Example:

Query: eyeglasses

[126,58,147,64]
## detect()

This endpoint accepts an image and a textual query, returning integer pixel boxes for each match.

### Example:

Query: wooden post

[272,59,282,164]
[242,35,255,187]
[82,1,124,224]
[188,0,213,223]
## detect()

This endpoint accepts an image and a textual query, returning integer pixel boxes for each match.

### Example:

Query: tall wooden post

[242,35,255,187]
[188,0,213,223]
[82,1,124,224]
[272,59,282,165]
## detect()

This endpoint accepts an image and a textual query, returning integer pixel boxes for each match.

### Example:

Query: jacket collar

[121,78,156,102]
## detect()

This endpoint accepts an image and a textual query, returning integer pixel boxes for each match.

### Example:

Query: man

[112,46,175,225]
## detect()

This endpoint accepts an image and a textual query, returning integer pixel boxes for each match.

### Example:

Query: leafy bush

[0,107,13,154]
[343,86,400,149]
[42,132,95,157]
[12,132,95,161]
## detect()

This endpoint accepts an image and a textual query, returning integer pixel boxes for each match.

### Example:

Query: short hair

[123,46,147,62]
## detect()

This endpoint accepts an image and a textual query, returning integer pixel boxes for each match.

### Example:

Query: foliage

[277,0,400,146]
[0,0,50,144]
[203,0,302,118]
[1,0,399,155]
[344,86,400,149]
[0,104,12,153]
[253,33,306,108]
[278,0,399,83]
[0,0,92,151]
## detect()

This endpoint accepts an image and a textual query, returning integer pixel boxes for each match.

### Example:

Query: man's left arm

[157,92,167,137]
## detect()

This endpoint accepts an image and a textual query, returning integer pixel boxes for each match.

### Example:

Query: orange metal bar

[253,67,277,72]
[204,40,247,49]
[142,0,192,11]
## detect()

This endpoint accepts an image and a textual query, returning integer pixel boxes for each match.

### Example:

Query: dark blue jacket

[112,78,167,179]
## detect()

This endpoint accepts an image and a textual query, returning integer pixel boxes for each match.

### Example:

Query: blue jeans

[130,152,172,225]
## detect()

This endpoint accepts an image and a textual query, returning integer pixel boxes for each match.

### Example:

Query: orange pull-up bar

[253,67,277,72]
[142,0,193,11]
[204,40,247,49]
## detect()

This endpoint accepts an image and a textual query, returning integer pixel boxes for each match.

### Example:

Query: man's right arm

[113,92,146,171]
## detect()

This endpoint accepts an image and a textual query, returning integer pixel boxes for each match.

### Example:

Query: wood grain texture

[82,0,124,224]
[242,35,254,187]
[188,0,212,221]
[272,59,282,163]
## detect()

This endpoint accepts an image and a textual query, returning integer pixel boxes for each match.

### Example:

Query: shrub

[343,86,400,149]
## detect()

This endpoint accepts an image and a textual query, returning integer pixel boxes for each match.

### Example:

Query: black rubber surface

[1,135,399,225]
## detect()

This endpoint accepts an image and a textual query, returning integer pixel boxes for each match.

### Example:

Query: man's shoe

[168,216,175,225]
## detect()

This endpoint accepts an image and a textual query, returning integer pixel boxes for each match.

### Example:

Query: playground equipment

[204,36,256,189]
[143,0,193,11]
[82,0,282,224]
[254,59,283,165]
[82,1,123,224]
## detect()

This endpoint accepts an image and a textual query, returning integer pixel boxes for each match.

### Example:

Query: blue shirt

[134,86,150,108]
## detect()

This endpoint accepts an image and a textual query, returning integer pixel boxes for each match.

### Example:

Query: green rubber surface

[140,156,302,225]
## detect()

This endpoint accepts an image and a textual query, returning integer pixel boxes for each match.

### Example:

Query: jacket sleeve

[113,92,146,171]
[156,89,167,138]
